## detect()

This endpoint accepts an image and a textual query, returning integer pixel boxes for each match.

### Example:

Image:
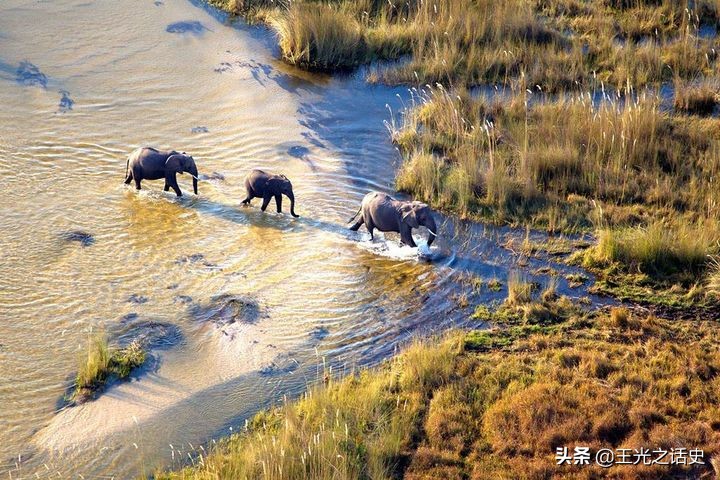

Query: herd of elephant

[123,146,438,247]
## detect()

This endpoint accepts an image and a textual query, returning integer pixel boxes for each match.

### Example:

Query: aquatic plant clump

[71,334,146,403]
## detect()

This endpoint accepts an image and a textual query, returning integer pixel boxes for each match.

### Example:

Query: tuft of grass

[72,333,146,403]
[160,308,720,480]
[269,3,368,71]
[708,256,720,300]
[506,271,533,306]
[572,220,720,310]
[674,78,719,116]
[590,221,718,277]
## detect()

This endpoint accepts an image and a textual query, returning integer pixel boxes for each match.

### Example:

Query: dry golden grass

[392,86,720,231]
[674,78,719,115]
[160,306,720,480]
[212,0,720,90]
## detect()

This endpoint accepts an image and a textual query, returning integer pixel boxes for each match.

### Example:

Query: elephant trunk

[190,164,198,195]
[288,192,299,218]
[424,215,437,246]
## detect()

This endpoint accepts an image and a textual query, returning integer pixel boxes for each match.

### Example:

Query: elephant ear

[265,176,281,192]
[400,204,420,228]
[166,154,184,172]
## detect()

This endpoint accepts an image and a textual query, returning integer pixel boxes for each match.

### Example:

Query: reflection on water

[0,0,607,477]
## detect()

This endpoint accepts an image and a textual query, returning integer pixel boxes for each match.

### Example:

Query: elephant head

[166,154,198,194]
[268,174,299,217]
[400,201,437,246]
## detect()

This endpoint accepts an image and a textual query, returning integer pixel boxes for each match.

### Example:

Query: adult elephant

[348,192,437,247]
[124,147,198,197]
[241,169,299,218]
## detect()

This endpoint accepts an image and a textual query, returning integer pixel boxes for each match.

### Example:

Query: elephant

[124,147,198,197]
[241,169,299,218]
[349,192,437,247]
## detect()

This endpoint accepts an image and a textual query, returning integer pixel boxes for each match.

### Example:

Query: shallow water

[0,1,607,477]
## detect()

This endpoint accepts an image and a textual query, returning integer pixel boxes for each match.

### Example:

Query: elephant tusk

[425,228,437,236]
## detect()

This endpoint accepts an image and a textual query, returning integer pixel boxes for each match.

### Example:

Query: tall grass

[162,309,720,479]
[72,333,146,402]
[591,221,719,276]
[215,0,720,90]
[674,78,719,116]
[392,86,720,231]
[269,3,368,70]
[76,333,111,391]
[158,339,458,479]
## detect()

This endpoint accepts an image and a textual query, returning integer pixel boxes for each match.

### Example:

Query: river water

[0,1,604,478]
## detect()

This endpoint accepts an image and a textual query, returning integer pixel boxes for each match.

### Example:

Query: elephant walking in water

[241,169,299,217]
[124,147,198,197]
[349,192,437,247]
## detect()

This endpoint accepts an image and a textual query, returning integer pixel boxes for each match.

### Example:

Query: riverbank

[158,297,720,479]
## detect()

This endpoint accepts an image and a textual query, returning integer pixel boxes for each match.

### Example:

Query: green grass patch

[71,333,146,404]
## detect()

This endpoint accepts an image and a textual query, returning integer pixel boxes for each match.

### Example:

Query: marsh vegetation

[159,299,720,480]
[210,0,720,306]
[71,333,146,404]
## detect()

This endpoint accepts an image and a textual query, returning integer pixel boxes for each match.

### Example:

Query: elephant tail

[124,157,129,179]
[347,205,362,223]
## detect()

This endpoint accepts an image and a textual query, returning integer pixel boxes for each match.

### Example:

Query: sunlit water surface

[0,1,606,477]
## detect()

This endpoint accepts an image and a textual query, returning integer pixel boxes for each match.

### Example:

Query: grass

[392,87,720,230]
[674,78,719,115]
[71,333,146,404]
[159,302,720,479]
[571,221,720,311]
[212,0,720,91]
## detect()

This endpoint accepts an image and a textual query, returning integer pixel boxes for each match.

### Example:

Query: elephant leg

[366,219,376,240]
[260,194,272,212]
[399,223,416,247]
[275,194,282,213]
[164,181,170,192]
[400,230,417,247]
[134,178,142,190]
[349,216,364,231]
[241,184,254,205]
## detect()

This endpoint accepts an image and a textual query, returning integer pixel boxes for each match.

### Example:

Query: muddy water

[0,1,604,478]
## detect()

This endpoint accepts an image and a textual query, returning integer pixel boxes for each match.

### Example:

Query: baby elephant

[124,147,198,197]
[349,192,437,247]
[241,169,299,217]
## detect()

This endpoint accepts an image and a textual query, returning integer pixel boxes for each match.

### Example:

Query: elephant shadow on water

[184,195,359,239]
